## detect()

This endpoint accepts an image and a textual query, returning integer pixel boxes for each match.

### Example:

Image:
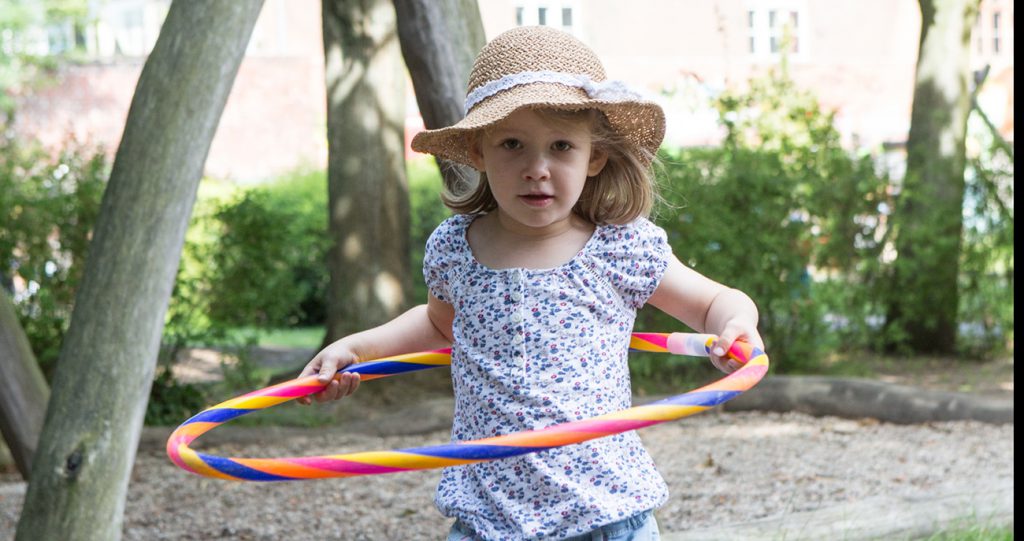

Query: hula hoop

[166,332,768,481]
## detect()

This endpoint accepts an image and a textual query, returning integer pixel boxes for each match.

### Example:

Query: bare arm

[297,294,454,404]
[647,255,762,373]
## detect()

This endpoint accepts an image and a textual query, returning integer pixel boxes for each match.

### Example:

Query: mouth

[519,193,554,206]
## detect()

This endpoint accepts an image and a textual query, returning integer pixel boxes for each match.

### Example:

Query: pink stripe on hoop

[631,333,669,349]
[287,457,410,475]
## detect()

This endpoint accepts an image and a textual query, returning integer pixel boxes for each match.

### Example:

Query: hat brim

[411,82,665,167]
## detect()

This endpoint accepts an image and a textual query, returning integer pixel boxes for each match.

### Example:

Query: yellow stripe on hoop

[176,445,242,481]
[217,395,296,410]
[598,404,710,422]
[339,451,476,469]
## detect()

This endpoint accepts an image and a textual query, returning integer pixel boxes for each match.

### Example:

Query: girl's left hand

[709,318,764,374]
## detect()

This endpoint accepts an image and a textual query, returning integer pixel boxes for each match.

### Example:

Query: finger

[315,379,340,402]
[316,360,339,384]
[298,360,320,379]
[714,332,739,359]
[341,373,361,397]
[709,356,728,373]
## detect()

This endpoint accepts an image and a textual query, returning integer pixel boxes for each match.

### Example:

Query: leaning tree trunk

[393,0,485,192]
[886,0,979,353]
[0,291,49,480]
[322,0,410,343]
[15,2,264,540]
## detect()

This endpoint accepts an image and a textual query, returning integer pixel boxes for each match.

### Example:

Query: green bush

[144,367,206,426]
[957,138,1014,357]
[409,157,452,300]
[638,64,890,373]
[181,169,331,332]
[167,162,451,346]
[0,133,107,375]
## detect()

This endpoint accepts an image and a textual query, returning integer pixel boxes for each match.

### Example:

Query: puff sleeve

[591,218,671,309]
[422,215,465,303]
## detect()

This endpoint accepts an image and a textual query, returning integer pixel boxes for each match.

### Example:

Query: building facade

[11,0,1014,182]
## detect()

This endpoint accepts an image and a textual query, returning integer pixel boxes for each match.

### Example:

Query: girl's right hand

[295,342,361,405]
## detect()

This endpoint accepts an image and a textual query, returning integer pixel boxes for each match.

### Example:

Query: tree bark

[14,2,263,540]
[0,291,49,480]
[323,0,411,343]
[393,0,485,191]
[886,0,979,353]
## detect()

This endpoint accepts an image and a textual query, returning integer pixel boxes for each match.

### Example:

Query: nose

[522,152,550,182]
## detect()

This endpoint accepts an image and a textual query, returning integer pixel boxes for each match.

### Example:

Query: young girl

[299,26,763,541]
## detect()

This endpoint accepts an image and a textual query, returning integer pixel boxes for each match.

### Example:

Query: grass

[224,326,324,349]
[923,521,1014,541]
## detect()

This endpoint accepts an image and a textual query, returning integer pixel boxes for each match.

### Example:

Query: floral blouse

[424,214,671,540]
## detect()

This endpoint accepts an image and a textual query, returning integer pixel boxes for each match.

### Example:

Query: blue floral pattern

[424,214,672,540]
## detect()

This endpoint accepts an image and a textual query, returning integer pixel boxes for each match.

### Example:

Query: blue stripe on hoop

[650,390,741,408]
[184,408,252,424]
[198,453,294,482]
[342,361,439,376]
[409,443,548,460]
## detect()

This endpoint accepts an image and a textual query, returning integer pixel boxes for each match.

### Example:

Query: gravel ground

[0,408,1013,540]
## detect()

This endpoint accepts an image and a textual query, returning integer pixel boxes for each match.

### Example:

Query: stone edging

[720,376,1013,424]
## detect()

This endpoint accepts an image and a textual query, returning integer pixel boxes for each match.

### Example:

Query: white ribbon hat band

[464,70,648,115]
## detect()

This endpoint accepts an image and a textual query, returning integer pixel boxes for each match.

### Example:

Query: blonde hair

[441,108,659,225]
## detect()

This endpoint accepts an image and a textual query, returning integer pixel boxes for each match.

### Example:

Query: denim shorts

[445,510,660,541]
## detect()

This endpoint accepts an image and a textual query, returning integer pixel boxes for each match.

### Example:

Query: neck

[494,209,586,241]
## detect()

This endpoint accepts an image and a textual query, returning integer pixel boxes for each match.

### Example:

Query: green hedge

[164,160,450,348]
[3,64,1012,389]
[0,133,107,375]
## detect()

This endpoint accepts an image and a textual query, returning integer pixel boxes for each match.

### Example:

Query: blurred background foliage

[0,0,90,118]
[0,132,106,377]
[2,63,1013,410]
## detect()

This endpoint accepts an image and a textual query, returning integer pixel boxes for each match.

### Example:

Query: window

[768,10,799,53]
[747,2,807,59]
[46,22,75,55]
[974,12,983,54]
[992,11,1001,53]
[515,2,580,35]
[748,11,756,53]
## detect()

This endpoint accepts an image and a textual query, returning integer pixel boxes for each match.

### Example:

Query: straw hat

[411,26,666,167]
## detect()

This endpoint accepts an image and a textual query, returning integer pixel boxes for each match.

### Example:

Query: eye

[552,140,573,152]
[500,138,522,150]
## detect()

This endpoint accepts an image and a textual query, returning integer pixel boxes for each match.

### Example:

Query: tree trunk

[14,2,264,540]
[886,0,979,353]
[322,0,410,343]
[0,291,49,480]
[393,0,485,191]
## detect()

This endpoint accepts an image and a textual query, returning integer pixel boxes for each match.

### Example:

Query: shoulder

[424,214,475,267]
[592,217,668,249]
[429,213,473,237]
[423,215,475,301]
[586,218,671,308]
[426,214,472,249]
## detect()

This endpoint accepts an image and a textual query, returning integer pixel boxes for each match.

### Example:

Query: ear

[466,134,485,171]
[587,147,609,177]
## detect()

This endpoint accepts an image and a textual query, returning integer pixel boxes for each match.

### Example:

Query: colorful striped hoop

[166,332,768,481]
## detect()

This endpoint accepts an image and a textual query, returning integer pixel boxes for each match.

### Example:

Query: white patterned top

[424,214,671,540]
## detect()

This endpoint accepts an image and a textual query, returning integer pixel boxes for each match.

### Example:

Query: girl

[299,26,763,541]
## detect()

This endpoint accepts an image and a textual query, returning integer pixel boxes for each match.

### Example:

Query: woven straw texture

[411,26,665,166]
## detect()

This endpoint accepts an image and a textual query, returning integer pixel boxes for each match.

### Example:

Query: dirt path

[0,350,1013,540]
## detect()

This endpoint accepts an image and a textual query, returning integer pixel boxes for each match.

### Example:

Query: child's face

[469,108,607,233]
